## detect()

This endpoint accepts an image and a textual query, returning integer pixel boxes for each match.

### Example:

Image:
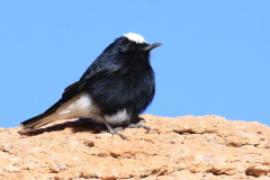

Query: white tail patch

[57,93,99,119]
[123,32,146,44]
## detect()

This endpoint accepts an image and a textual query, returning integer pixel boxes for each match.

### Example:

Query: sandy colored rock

[0,115,269,179]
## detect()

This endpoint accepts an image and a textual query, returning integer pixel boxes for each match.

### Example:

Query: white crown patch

[123,32,146,44]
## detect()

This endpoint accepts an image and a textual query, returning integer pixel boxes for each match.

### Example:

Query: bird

[21,32,161,138]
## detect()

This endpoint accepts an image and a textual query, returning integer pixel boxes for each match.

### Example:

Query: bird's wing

[62,61,122,100]
[53,56,123,116]
[80,54,122,81]
[62,81,84,99]
[21,56,123,129]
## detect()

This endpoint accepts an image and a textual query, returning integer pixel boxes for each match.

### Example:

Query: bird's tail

[20,100,64,132]
[21,112,59,131]
[20,92,89,132]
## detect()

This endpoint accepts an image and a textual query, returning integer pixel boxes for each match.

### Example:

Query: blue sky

[0,0,269,127]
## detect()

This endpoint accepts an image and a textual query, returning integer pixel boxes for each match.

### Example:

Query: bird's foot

[128,117,151,133]
[108,128,128,140]
[127,123,151,133]
[103,120,128,140]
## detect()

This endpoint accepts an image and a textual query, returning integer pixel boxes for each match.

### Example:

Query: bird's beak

[144,43,162,51]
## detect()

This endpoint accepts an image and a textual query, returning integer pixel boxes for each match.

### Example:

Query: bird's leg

[103,118,128,140]
[127,116,151,133]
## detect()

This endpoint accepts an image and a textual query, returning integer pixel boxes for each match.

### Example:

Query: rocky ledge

[0,115,269,179]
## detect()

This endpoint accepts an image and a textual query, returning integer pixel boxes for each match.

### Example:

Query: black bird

[21,32,161,138]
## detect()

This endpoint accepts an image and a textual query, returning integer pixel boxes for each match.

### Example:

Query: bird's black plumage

[82,37,156,116]
[21,33,161,134]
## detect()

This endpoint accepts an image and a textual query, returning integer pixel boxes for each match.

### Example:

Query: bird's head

[104,32,161,56]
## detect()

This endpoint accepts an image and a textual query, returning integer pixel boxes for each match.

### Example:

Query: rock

[0,115,269,179]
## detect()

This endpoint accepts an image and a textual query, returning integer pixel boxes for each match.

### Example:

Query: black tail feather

[21,99,63,129]
[21,112,52,129]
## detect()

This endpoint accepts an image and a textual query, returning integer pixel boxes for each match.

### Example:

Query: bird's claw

[127,123,151,133]
[107,128,128,140]
[103,120,128,140]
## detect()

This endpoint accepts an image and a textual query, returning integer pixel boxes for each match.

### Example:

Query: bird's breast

[88,62,155,116]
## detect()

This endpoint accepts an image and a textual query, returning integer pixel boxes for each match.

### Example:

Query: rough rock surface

[0,115,269,180]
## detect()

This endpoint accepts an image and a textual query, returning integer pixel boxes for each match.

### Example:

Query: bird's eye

[130,44,136,50]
